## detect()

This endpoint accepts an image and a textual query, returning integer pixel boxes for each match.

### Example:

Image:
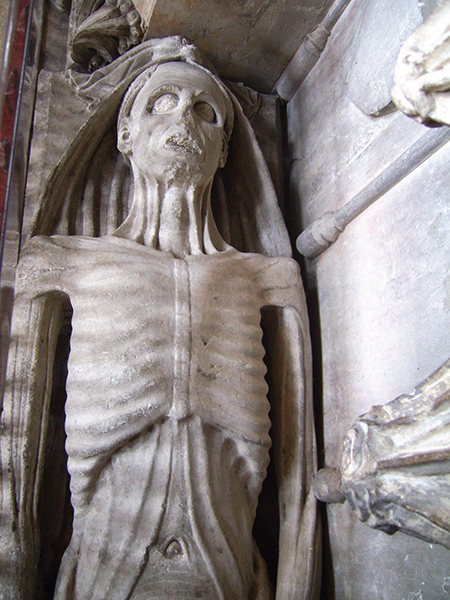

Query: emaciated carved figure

[1,38,318,600]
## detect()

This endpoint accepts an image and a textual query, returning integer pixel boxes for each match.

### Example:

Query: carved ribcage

[189,254,270,445]
[62,243,176,505]
[18,237,275,599]
[61,243,271,506]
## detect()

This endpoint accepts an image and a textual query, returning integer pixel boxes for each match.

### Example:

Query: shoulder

[242,253,301,283]
[21,234,99,257]
[220,251,305,308]
[16,235,111,287]
[20,234,149,263]
[250,254,306,310]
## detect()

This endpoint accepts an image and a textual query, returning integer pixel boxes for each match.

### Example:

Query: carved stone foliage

[70,0,144,72]
[340,359,450,549]
[392,0,450,125]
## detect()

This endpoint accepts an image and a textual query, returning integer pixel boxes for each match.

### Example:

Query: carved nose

[163,539,183,558]
[178,102,196,125]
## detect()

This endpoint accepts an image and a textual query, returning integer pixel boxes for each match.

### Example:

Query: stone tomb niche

[6,1,449,599]
[0,4,319,600]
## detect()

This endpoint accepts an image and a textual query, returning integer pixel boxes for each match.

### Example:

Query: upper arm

[257,259,320,600]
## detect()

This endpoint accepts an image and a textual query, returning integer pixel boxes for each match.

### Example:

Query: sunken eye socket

[148,94,217,123]
[194,101,216,123]
[150,93,179,113]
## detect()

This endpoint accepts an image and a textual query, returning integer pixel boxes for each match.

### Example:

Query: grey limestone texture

[143,0,335,92]
[1,0,450,598]
[59,0,338,93]
[393,0,450,125]
[340,357,450,548]
[335,3,450,551]
[346,0,423,116]
[287,0,450,597]
[1,38,319,600]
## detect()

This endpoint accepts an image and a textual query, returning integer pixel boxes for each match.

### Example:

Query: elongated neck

[114,163,225,258]
[157,178,205,258]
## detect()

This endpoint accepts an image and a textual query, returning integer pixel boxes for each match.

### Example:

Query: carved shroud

[29,37,292,260]
[0,38,319,600]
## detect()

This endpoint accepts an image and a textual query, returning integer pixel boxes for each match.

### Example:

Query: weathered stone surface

[4,0,450,598]
[1,39,319,600]
[346,0,423,116]
[143,0,335,92]
[341,358,450,548]
[287,0,427,231]
[70,0,144,72]
[313,357,450,552]
[65,0,338,92]
[392,0,450,125]
[286,0,450,597]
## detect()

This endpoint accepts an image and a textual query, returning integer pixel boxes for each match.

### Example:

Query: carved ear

[219,136,228,168]
[117,119,132,155]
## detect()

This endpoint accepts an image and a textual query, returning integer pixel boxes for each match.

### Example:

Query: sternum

[170,259,192,420]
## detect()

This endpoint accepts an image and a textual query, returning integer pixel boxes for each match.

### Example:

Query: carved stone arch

[69,0,144,72]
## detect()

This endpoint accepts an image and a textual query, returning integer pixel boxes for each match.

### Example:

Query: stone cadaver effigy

[0,38,319,600]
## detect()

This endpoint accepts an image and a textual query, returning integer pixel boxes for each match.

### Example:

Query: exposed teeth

[164,133,201,154]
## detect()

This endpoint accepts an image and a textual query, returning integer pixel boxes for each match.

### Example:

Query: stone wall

[286,0,450,598]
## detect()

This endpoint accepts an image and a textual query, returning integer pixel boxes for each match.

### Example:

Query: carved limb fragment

[261,304,320,600]
[315,359,450,549]
[392,0,450,125]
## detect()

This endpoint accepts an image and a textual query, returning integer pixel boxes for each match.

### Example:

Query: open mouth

[164,133,202,155]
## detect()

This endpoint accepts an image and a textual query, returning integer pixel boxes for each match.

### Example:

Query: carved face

[120,62,229,181]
